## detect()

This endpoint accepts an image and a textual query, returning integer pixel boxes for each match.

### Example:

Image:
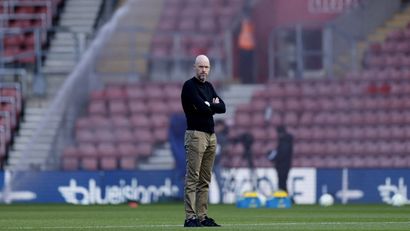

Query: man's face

[195,59,210,83]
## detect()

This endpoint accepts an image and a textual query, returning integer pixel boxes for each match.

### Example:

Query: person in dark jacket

[268,125,294,193]
[181,54,226,227]
[213,119,229,203]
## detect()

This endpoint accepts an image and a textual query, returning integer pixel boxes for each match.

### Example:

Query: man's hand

[213,97,220,104]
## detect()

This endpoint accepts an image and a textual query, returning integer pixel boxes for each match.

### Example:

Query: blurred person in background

[214,119,229,203]
[267,125,294,193]
[169,113,187,199]
[238,1,255,83]
[181,54,226,227]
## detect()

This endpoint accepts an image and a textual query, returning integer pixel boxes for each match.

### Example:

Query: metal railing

[7,0,131,172]
[1,0,54,27]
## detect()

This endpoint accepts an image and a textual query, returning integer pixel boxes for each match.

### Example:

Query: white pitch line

[3,221,410,230]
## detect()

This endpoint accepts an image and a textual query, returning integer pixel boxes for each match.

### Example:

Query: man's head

[194,54,210,83]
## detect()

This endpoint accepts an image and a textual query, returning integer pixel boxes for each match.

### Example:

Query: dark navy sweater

[181,77,226,134]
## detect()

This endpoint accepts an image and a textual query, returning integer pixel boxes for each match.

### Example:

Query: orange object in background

[238,18,255,51]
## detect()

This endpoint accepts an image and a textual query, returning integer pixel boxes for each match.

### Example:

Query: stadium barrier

[0,168,408,205]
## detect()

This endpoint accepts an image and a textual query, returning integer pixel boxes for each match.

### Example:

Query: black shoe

[200,216,221,227]
[184,217,203,227]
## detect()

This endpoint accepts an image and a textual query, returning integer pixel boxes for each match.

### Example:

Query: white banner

[210,168,316,204]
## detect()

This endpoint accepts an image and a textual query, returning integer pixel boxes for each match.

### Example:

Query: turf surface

[0,203,409,230]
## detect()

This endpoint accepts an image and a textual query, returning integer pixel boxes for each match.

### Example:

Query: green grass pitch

[0,203,409,230]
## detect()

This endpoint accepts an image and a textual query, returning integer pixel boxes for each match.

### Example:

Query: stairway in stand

[96,0,164,82]
[335,5,410,76]
[6,0,104,170]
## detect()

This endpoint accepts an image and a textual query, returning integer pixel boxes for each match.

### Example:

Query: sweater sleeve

[181,81,214,115]
[210,85,226,114]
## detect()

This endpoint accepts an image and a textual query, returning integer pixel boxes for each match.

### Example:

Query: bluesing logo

[58,178,179,205]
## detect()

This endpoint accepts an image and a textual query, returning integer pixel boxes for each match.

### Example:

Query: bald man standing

[181,54,226,227]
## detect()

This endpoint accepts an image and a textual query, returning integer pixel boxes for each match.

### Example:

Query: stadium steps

[214,84,264,121]
[11,0,106,170]
[138,143,175,170]
[7,108,62,170]
[95,0,163,81]
[333,5,410,76]
[43,0,103,74]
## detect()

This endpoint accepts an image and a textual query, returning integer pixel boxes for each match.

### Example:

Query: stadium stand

[1,0,109,171]
[1,0,59,167]
[61,82,183,171]
[219,7,410,168]
[220,73,410,168]
[0,0,66,169]
[148,0,244,80]
[3,0,409,173]
[57,0,410,171]
[1,0,64,65]
[0,82,22,167]
[55,0,247,171]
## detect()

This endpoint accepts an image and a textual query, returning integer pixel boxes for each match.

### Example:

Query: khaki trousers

[184,130,217,220]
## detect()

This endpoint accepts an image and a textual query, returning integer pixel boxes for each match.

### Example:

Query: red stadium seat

[234,112,251,128]
[61,146,80,171]
[130,114,150,129]
[105,85,127,100]
[88,100,107,116]
[108,100,129,116]
[114,128,134,144]
[134,129,154,144]
[111,115,131,128]
[76,129,97,145]
[78,143,98,171]
[95,129,115,144]
[98,143,118,170]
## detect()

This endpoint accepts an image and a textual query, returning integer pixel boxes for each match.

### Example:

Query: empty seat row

[364,54,410,69]
[62,82,184,170]
[292,125,410,141]
[242,95,410,113]
[61,142,152,171]
[76,114,170,129]
[368,41,410,55]
[346,68,410,81]
[293,141,410,156]
[64,142,152,158]
[76,127,168,145]
[88,99,182,116]
[164,0,243,10]
[225,125,410,154]
[151,0,243,59]
[293,155,410,168]
[229,124,410,144]
[90,83,182,100]
[220,155,410,168]
[235,109,410,128]
[158,14,234,34]
[159,0,242,33]
[222,153,410,168]
[254,79,410,99]
[384,26,410,42]
[150,33,224,58]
